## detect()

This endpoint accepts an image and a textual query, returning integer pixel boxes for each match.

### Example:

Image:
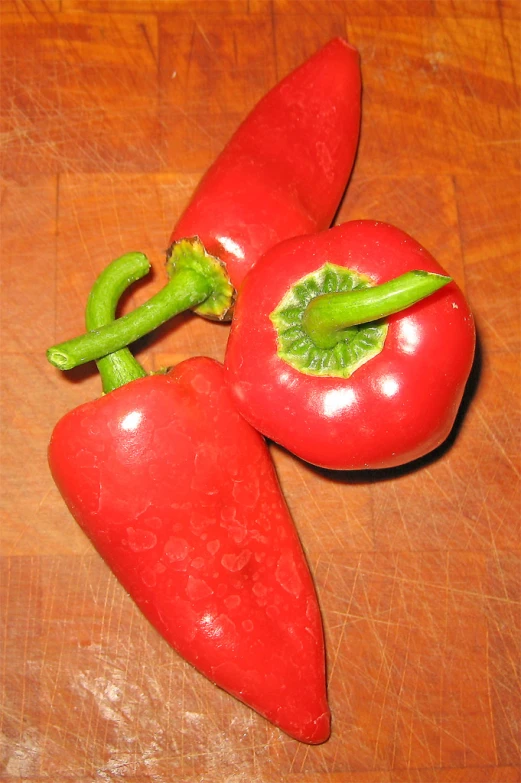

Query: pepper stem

[301,270,452,349]
[85,252,150,394]
[46,238,234,372]
[47,266,213,371]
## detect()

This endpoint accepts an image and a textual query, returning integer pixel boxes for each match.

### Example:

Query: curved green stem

[302,270,451,350]
[46,238,234,373]
[47,267,213,371]
[85,252,150,394]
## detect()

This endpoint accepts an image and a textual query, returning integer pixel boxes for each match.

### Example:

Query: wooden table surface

[1,1,519,781]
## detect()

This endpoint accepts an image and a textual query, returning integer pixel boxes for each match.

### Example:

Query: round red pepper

[224,220,476,471]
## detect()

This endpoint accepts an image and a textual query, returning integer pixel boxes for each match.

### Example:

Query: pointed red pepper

[170,37,361,294]
[223,220,476,471]
[47,253,330,744]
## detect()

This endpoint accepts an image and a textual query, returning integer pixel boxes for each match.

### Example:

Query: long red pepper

[48,254,330,744]
[170,37,361,293]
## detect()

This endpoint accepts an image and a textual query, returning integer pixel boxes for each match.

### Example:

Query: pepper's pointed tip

[278,705,331,745]
[305,709,332,745]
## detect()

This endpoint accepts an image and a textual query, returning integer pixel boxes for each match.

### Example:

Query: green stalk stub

[302,269,451,350]
[271,264,451,379]
[167,237,235,321]
[270,263,388,379]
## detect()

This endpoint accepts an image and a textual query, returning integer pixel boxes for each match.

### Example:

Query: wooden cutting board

[1,1,519,781]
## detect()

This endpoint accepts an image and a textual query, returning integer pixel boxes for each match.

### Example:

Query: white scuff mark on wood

[3,727,40,777]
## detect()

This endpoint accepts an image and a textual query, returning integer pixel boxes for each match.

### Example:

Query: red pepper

[170,37,361,293]
[48,254,329,744]
[224,220,476,471]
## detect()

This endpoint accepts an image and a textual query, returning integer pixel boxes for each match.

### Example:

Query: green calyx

[271,263,451,379]
[166,237,234,321]
[270,263,388,379]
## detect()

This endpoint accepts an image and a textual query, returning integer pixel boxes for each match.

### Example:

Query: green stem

[85,252,150,394]
[47,267,213,371]
[302,270,452,350]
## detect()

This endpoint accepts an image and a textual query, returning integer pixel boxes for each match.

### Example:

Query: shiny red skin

[224,221,476,471]
[48,358,329,743]
[170,38,361,291]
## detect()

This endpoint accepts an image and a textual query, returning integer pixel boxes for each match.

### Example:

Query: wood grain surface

[1,1,520,781]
